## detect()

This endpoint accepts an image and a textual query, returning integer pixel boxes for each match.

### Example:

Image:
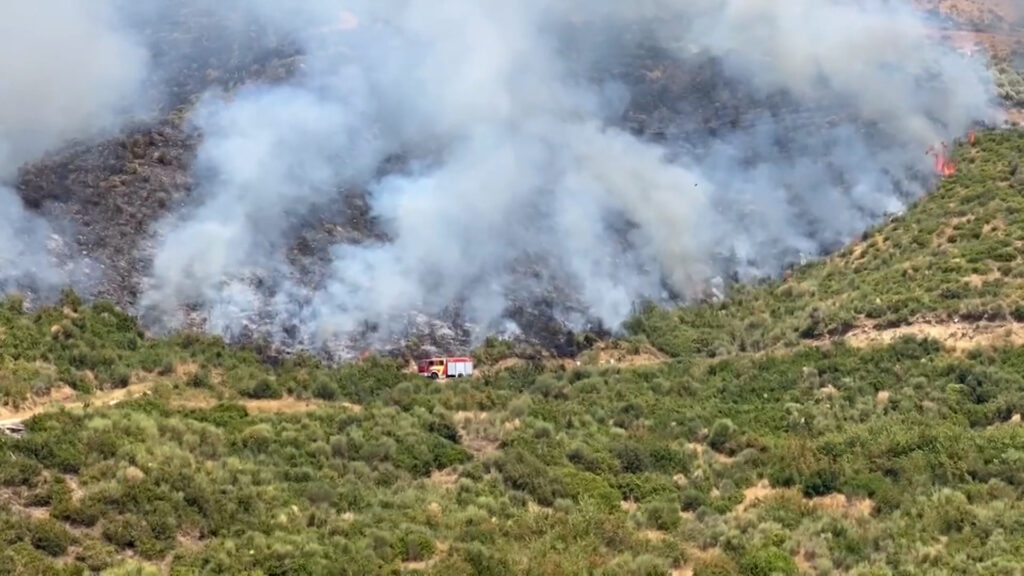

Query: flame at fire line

[928,142,956,177]
[928,130,977,178]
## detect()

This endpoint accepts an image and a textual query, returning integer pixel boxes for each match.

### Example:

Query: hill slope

[1,129,1024,575]
[629,128,1024,358]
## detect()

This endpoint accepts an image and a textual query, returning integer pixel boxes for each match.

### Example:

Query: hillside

[1,0,1006,363]
[628,129,1024,358]
[1,128,1023,575]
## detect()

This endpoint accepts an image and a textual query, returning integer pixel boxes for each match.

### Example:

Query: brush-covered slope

[630,128,1024,358]
[2,131,1024,575]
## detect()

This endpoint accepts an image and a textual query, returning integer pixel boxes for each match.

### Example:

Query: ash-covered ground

[16,37,711,359]
[2,2,1000,362]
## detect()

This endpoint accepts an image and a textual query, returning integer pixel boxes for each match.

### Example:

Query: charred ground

[8,15,885,361]
[7,3,1022,364]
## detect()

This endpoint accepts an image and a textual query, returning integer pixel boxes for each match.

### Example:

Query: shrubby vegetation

[2,129,1024,574]
[629,128,1024,358]
[992,60,1024,107]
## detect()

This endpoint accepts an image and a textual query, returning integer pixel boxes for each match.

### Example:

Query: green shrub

[399,526,436,562]
[693,552,739,576]
[708,419,739,455]
[76,540,118,572]
[800,467,840,498]
[312,378,339,400]
[562,469,621,511]
[640,500,682,532]
[245,377,283,399]
[615,443,652,474]
[101,514,153,551]
[187,369,212,389]
[739,547,797,576]
[0,457,41,487]
[616,474,677,503]
[454,543,515,576]
[681,489,709,513]
[494,449,566,506]
[29,518,73,557]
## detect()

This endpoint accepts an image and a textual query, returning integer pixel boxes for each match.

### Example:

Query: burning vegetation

[0,0,1008,361]
[929,141,959,176]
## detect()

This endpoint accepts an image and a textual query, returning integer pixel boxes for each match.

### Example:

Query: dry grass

[453,411,502,458]
[3,372,364,427]
[575,342,669,368]
[0,383,77,421]
[428,468,461,489]
[842,320,1024,351]
[734,480,781,514]
[0,382,151,425]
[727,479,875,522]
[810,493,875,519]
[688,442,736,465]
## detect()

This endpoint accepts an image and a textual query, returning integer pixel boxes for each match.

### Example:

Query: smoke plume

[0,1,1002,355]
[0,0,149,293]
[133,0,1001,354]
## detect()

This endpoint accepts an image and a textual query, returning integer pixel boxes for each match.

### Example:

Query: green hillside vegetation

[629,128,1024,358]
[1,129,1024,575]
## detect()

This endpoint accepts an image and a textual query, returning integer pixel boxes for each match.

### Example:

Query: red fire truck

[416,357,474,380]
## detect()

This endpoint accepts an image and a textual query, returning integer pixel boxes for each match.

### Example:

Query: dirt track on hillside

[841,320,1024,350]
[0,381,361,428]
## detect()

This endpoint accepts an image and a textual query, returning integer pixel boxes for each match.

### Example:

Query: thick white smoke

[0,1,149,292]
[135,0,1000,352]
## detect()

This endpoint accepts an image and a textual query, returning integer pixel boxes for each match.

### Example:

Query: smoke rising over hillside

[0,1,1004,355]
[0,1,149,293]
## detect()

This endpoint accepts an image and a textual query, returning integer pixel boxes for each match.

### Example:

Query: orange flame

[926,141,956,177]
[968,131,976,144]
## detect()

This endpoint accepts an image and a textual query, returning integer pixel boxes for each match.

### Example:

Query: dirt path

[0,381,362,428]
[0,382,151,427]
[841,320,1024,351]
[170,394,362,415]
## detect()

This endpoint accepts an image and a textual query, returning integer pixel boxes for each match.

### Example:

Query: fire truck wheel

[430,372,439,380]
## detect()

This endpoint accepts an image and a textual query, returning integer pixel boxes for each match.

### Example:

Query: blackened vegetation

[8,17,934,363]
[285,187,387,284]
[14,11,303,308]
[17,118,196,304]
[134,4,304,111]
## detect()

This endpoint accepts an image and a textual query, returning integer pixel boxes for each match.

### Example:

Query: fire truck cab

[416,357,474,380]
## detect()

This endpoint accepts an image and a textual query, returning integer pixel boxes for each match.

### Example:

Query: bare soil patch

[576,343,669,368]
[0,382,151,425]
[453,411,502,458]
[810,493,875,519]
[428,468,461,489]
[841,320,1024,351]
[688,442,736,465]
[735,480,783,514]
[240,397,362,415]
[0,384,77,420]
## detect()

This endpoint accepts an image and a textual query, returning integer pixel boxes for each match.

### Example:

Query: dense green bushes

[4,319,1024,574]
[3,130,1024,573]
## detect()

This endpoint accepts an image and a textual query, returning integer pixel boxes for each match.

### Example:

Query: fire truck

[416,356,474,380]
